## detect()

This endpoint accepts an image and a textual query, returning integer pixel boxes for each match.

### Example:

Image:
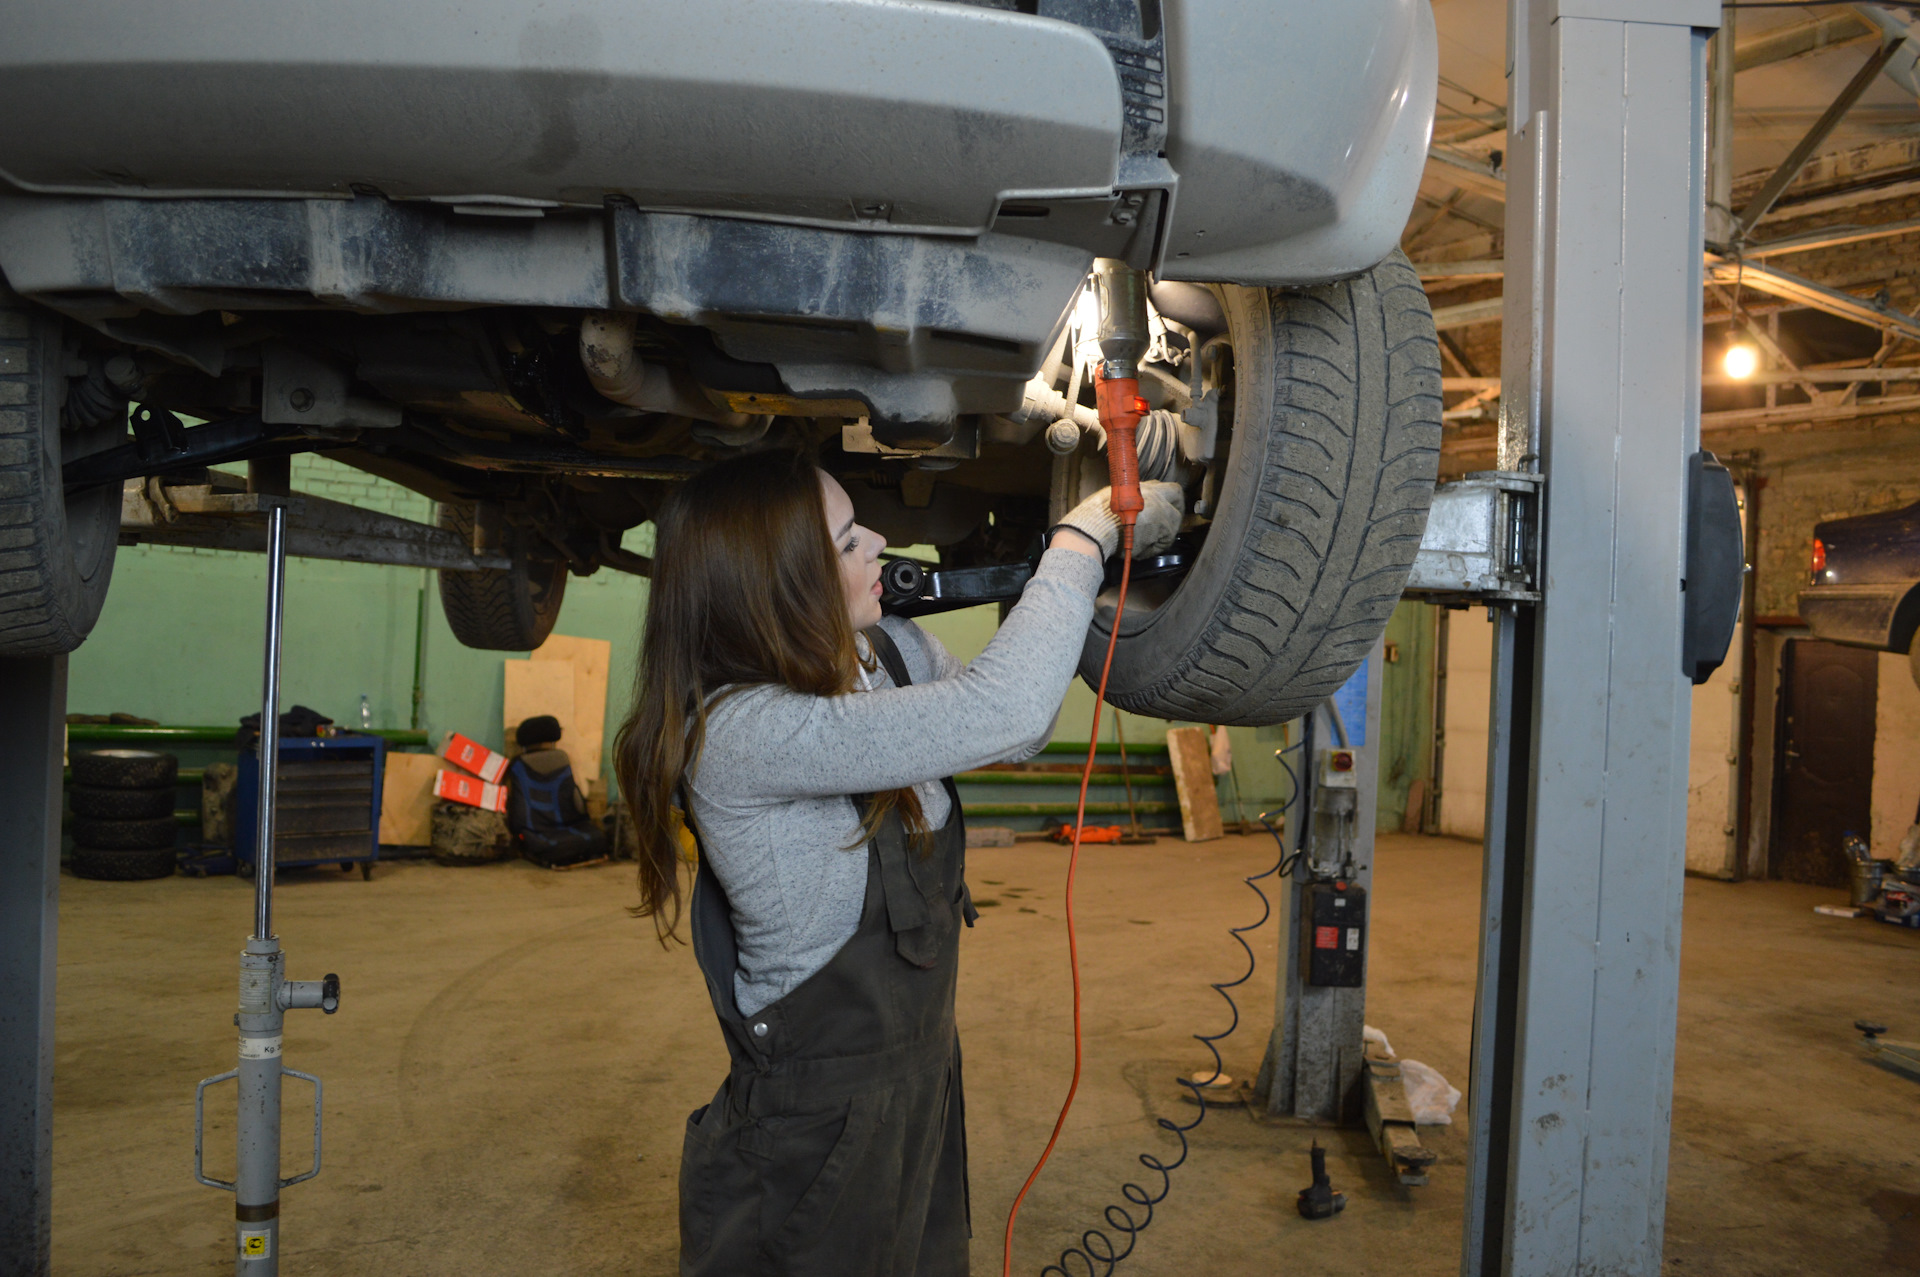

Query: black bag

[236,704,334,751]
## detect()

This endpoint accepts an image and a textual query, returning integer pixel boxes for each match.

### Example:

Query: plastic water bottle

[359,694,372,732]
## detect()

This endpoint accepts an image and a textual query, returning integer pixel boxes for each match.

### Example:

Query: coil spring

[1037,741,1304,1276]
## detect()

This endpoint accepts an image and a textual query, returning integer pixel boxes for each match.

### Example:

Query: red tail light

[1810,537,1827,576]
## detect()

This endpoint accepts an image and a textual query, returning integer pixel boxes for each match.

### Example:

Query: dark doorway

[1771,640,1878,885]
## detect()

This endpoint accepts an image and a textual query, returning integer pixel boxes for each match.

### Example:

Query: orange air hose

[1002,371,1147,1276]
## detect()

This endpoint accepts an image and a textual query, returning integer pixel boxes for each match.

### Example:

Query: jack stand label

[240,1229,272,1260]
[238,1034,282,1060]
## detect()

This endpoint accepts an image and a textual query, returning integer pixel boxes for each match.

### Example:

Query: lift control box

[1301,880,1367,987]
[1317,748,1360,789]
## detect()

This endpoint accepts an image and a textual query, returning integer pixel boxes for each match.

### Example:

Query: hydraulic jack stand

[194,505,341,1273]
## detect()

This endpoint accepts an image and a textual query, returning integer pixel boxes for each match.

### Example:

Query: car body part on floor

[193,506,340,1276]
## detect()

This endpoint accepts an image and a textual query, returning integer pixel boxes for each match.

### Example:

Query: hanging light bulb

[1723,342,1759,380]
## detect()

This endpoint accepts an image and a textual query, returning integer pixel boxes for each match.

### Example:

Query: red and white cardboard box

[442,731,508,782]
[433,769,507,813]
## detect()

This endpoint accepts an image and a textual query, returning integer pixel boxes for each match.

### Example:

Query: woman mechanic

[615,448,1182,1276]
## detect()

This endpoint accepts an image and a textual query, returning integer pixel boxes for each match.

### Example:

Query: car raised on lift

[0,0,1442,725]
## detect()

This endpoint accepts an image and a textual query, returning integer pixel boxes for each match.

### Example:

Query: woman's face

[819,469,887,632]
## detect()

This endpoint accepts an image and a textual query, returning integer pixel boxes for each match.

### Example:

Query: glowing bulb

[1723,343,1759,380]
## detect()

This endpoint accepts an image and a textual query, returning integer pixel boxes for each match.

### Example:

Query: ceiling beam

[1426,146,1506,202]
[1431,296,1505,331]
[1700,391,1920,432]
[1704,255,1920,341]
[1445,369,1920,394]
[1415,258,1506,281]
[1733,11,1875,73]
[1741,215,1920,257]
[1734,38,1905,236]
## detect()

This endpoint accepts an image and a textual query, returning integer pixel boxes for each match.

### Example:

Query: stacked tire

[69,749,179,880]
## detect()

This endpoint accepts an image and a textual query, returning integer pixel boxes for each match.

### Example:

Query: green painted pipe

[1036,741,1170,757]
[959,801,1178,817]
[62,768,215,786]
[66,724,429,747]
[954,771,1174,787]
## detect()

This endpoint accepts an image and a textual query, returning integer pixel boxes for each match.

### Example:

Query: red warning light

[1330,750,1355,772]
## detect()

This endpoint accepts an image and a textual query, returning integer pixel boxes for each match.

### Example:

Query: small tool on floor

[1297,1141,1346,1219]
[194,504,342,1275]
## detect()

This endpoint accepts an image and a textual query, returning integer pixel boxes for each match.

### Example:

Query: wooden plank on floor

[1166,726,1223,842]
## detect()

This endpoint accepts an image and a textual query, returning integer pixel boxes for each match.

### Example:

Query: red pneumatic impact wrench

[1003,260,1153,1275]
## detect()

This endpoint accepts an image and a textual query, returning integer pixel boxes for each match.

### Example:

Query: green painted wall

[1375,600,1438,834]
[69,455,653,777]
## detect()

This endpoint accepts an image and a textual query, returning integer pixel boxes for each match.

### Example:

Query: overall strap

[863,623,913,689]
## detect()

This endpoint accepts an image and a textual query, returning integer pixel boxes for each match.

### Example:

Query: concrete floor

[48,833,1920,1275]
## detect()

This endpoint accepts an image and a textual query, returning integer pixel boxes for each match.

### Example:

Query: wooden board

[1166,726,1223,842]
[380,752,451,846]
[532,633,613,787]
[503,658,577,763]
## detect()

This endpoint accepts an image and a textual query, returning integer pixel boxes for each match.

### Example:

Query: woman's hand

[1052,482,1187,560]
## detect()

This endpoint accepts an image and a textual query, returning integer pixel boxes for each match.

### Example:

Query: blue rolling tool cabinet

[235,733,385,879]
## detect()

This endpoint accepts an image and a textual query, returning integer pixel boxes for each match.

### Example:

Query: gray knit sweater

[687,547,1105,1016]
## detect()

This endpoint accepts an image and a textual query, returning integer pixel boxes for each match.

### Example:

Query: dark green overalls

[679,628,975,1276]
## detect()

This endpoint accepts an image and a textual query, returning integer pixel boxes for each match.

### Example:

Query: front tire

[1085,252,1443,725]
[0,287,121,654]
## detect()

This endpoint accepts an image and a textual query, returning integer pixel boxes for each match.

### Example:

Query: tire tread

[1096,250,1443,724]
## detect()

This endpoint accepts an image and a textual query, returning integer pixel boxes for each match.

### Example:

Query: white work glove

[1052,481,1186,560]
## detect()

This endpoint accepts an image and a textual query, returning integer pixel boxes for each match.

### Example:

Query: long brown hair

[614,449,925,940]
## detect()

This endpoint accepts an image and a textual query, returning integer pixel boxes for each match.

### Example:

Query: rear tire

[435,502,567,651]
[1084,252,1443,725]
[0,287,122,654]
[70,846,175,881]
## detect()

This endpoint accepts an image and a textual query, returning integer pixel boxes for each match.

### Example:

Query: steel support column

[1463,3,1716,1275]
[0,656,66,1277]
[1258,641,1384,1123]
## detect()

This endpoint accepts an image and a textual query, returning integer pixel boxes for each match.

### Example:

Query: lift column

[1464,3,1720,1275]
[0,657,64,1277]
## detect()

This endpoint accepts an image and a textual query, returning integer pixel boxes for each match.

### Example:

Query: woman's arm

[696,546,1104,803]
[879,615,1062,766]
